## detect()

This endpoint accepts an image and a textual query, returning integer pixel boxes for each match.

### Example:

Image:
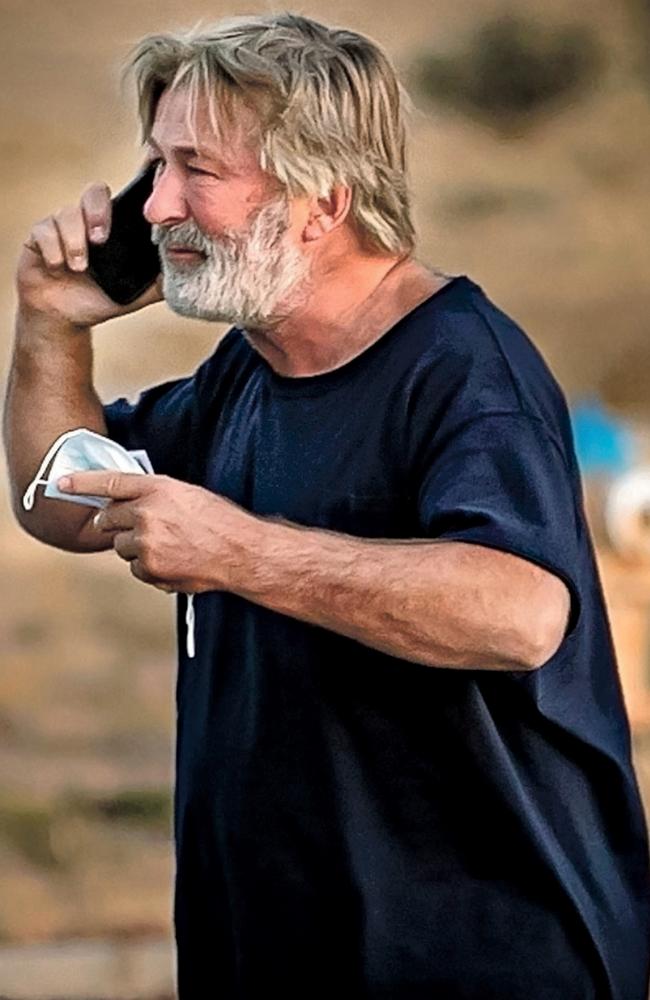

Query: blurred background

[1,0,650,996]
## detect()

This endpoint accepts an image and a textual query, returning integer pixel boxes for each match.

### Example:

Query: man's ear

[302,184,353,242]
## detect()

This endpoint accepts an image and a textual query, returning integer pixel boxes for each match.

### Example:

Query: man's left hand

[57,471,253,594]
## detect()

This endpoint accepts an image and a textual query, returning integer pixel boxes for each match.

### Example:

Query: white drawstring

[185,594,195,658]
[22,427,90,511]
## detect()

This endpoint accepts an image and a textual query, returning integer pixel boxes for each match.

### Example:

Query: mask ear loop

[185,594,196,658]
[22,427,89,512]
[22,428,196,652]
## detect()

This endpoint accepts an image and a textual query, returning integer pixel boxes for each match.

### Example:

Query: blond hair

[121,12,416,256]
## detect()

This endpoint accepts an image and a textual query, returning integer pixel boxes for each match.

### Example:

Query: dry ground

[1,0,650,944]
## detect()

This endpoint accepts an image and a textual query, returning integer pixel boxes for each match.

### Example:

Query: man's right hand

[16,180,164,328]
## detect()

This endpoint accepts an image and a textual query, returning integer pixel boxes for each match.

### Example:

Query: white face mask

[21,427,196,659]
[22,427,153,512]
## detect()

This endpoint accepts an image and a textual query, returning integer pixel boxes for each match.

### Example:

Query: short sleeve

[102,328,242,481]
[103,374,198,481]
[416,410,582,639]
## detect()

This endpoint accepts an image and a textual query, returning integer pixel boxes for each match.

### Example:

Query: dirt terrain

[1,0,650,948]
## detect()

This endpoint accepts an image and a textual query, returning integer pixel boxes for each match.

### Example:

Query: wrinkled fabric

[104,275,650,999]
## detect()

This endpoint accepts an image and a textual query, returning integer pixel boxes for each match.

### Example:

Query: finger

[93,501,137,533]
[128,556,179,592]
[81,181,112,244]
[112,530,138,562]
[24,218,68,273]
[130,558,160,586]
[58,470,154,500]
[53,204,89,272]
[130,558,148,583]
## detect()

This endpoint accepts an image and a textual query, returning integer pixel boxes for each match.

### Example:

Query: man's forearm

[227,515,564,671]
[3,307,110,551]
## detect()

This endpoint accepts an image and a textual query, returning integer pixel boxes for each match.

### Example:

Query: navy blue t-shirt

[104,274,650,999]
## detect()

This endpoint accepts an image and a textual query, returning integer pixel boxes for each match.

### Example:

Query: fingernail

[90,227,105,241]
[57,477,72,491]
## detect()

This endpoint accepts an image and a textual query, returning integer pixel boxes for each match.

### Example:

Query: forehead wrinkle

[149,88,225,162]
[149,88,268,179]
[147,135,207,157]
[145,134,234,174]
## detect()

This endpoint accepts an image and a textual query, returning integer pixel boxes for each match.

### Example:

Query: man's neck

[241,252,453,377]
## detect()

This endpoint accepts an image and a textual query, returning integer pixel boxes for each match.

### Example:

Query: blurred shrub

[438,184,552,221]
[0,787,171,868]
[410,14,605,135]
[0,796,60,868]
[67,787,171,830]
[624,0,650,85]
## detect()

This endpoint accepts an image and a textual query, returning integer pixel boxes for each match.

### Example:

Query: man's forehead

[150,85,260,162]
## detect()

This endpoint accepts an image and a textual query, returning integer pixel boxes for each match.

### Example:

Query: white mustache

[151,223,214,254]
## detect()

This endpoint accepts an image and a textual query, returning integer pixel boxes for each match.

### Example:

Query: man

[4,12,650,999]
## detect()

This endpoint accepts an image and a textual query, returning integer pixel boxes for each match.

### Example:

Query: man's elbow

[523,576,573,671]
[9,495,112,553]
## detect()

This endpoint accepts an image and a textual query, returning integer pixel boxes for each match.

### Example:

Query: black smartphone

[86,161,160,305]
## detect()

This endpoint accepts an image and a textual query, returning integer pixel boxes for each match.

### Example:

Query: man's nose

[143,166,189,226]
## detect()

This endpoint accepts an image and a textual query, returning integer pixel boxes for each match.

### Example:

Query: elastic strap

[22,427,90,511]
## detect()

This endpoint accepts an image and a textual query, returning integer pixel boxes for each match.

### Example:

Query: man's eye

[187,165,219,177]
[145,157,218,179]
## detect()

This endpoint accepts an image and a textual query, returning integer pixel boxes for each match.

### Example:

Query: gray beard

[151,195,311,328]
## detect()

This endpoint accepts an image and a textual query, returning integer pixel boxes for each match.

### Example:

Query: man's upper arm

[415,409,583,665]
[102,373,198,481]
[102,328,242,480]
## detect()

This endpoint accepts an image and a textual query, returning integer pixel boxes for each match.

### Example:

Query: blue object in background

[570,397,636,476]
